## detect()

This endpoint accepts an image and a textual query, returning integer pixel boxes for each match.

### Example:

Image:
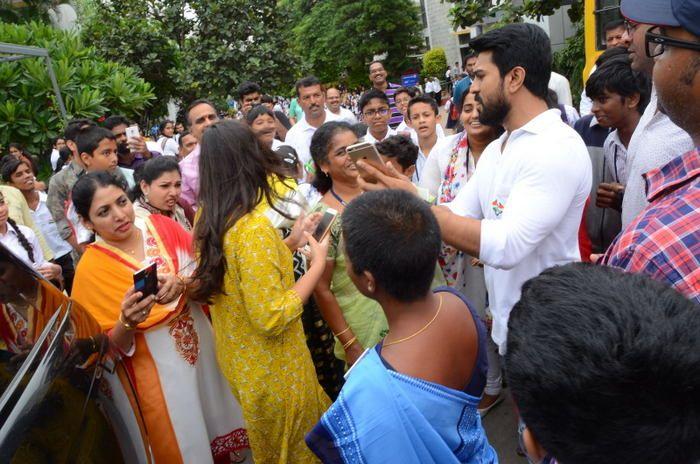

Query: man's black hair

[76,125,116,156]
[470,23,552,100]
[261,94,274,104]
[237,81,261,100]
[358,89,389,114]
[341,189,439,302]
[102,115,131,131]
[64,118,96,142]
[506,263,700,464]
[586,58,651,115]
[407,95,439,118]
[185,99,216,126]
[375,135,418,170]
[368,60,384,70]
[603,19,625,34]
[295,76,322,97]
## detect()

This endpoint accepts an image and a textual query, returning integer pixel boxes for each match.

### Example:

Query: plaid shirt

[601,148,699,303]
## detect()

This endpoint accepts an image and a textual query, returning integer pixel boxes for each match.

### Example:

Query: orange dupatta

[72,215,194,332]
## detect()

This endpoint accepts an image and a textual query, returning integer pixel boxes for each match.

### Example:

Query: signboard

[401,73,419,88]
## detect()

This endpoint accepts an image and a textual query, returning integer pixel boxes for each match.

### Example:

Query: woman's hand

[121,286,157,328]
[303,232,329,270]
[285,212,322,251]
[38,263,62,281]
[156,274,185,305]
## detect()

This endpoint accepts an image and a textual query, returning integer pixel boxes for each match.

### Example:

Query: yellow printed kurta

[211,210,330,463]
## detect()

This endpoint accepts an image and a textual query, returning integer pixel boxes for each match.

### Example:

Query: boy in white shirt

[407,95,441,183]
[359,89,396,144]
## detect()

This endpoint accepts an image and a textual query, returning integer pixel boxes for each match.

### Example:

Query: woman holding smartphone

[71,172,250,463]
[309,121,389,367]
[191,120,330,463]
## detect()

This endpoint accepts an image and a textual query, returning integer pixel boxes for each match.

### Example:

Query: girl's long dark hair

[190,120,292,302]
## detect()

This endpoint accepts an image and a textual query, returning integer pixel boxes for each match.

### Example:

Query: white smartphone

[125,124,140,140]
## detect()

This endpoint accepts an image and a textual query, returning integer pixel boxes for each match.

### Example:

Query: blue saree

[305,334,498,463]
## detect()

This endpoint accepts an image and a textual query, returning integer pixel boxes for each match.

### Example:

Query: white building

[416,0,577,69]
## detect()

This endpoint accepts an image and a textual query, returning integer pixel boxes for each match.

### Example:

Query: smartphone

[346,141,384,168]
[312,208,338,242]
[125,124,140,140]
[133,263,158,300]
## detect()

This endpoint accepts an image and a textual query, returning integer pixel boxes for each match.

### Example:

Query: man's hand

[596,182,624,211]
[355,160,417,194]
[127,135,149,156]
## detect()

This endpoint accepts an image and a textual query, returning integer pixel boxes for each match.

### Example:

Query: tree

[422,48,447,79]
[79,0,183,117]
[0,21,154,169]
[289,0,425,88]
[178,0,300,103]
[446,0,583,29]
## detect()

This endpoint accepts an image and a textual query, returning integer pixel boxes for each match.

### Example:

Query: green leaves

[0,21,154,166]
[288,0,424,88]
[447,0,583,29]
[423,48,448,79]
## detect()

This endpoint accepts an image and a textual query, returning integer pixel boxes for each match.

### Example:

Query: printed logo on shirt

[491,199,505,217]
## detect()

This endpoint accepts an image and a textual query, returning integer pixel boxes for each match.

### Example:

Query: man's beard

[476,86,510,127]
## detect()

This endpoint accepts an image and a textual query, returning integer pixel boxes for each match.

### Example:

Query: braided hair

[0,191,35,263]
[7,218,35,264]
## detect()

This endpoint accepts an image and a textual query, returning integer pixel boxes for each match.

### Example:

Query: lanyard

[330,187,347,206]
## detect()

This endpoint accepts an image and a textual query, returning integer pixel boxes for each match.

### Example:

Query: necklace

[383,294,443,347]
[119,229,142,256]
[330,187,348,206]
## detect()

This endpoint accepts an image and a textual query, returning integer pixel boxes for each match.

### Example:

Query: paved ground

[481,389,527,464]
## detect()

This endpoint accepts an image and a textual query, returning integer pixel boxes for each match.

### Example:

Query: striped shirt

[601,148,700,303]
[380,82,403,129]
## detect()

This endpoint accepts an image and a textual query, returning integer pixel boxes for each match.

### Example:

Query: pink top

[179,144,200,210]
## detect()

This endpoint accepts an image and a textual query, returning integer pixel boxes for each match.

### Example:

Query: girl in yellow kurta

[191,120,331,463]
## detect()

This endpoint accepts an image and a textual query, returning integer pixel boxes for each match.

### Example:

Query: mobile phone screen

[312,209,337,242]
[133,263,158,299]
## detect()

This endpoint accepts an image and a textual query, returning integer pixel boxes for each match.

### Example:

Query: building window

[594,0,621,50]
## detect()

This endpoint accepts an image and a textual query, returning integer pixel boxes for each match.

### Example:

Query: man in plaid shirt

[601,0,699,304]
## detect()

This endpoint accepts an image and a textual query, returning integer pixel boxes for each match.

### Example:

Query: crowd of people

[0,0,698,462]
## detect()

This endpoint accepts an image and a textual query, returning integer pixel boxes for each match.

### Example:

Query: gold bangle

[333,326,351,338]
[343,336,357,350]
[119,313,135,330]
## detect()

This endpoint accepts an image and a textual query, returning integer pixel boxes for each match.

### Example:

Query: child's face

[82,138,119,172]
[362,98,391,133]
[591,89,637,129]
[408,102,438,140]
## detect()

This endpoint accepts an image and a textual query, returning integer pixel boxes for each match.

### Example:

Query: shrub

[422,47,448,79]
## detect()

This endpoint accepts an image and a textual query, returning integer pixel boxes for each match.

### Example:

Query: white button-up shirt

[621,86,694,227]
[363,127,397,145]
[284,110,340,177]
[447,109,592,353]
[0,222,47,268]
[328,107,358,124]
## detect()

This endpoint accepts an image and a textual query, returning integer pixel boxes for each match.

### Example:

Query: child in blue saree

[306,189,497,463]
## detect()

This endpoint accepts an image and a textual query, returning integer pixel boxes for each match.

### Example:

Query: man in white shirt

[356,23,591,355]
[326,87,357,124]
[284,76,340,181]
[548,71,573,107]
[50,136,66,172]
[617,19,694,227]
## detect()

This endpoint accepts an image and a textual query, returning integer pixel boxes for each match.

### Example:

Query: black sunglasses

[645,26,700,58]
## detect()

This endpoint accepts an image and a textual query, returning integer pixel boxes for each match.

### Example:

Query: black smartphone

[312,208,338,242]
[133,263,158,299]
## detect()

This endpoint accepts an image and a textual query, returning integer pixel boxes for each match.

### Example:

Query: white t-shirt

[328,107,358,125]
[548,71,573,107]
[50,149,60,171]
[284,110,340,179]
[157,136,179,157]
[0,222,48,269]
[413,129,447,184]
[446,109,592,354]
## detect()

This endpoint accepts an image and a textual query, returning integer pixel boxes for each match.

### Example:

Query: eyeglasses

[645,26,700,58]
[363,108,390,118]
